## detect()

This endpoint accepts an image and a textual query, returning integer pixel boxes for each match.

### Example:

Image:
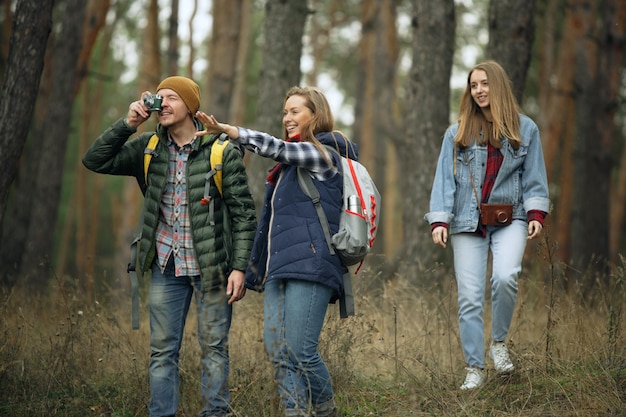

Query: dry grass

[0,253,624,416]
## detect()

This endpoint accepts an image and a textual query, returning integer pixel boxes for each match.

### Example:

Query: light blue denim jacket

[425,114,550,234]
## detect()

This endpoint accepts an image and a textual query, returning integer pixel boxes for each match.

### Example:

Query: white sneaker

[460,367,485,390]
[490,341,514,373]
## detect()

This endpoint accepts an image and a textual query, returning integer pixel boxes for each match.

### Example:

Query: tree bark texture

[486,0,536,103]
[185,0,198,78]
[570,0,624,284]
[539,0,625,287]
[19,0,87,292]
[228,0,252,126]
[205,0,247,121]
[352,0,399,262]
[0,0,13,84]
[247,0,309,207]
[167,0,180,76]
[0,0,53,286]
[604,0,626,265]
[399,0,455,280]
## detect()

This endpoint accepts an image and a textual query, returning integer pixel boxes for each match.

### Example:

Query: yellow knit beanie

[156,76,200,113]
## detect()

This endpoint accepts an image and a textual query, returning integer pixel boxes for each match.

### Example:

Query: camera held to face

[142,94,163,112]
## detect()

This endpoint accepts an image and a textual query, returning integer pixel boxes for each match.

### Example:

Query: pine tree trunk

[352,0,399,264]
[19,0,88,292]
[486,0,536,103]
[0,0,53,287]
[247,0,309,206]
[206,0,248,121]
[399,0,455,283]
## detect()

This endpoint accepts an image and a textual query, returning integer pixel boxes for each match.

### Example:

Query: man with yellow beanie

[82,76,257,417]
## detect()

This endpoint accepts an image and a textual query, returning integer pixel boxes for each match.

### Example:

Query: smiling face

[156,88,190,128]
[282,94,313,139]
[470,69,490,111]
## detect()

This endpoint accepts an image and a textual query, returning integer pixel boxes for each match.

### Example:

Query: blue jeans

[450,220,528,368]
[148,259,232,417]
[264,279,336,417]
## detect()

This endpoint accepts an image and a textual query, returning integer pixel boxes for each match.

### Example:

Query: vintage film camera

[142,93,163,112]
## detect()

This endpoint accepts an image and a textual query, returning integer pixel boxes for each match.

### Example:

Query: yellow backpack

[143,133,229,196]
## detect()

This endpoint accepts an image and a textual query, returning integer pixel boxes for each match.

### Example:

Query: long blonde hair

[455,60,522,149]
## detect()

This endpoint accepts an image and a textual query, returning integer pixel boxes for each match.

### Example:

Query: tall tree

[185,0,198,78]
[538,0,579,270]
[569,0,625,284]
[247,0,309,204]
[603,0,626,266]
[352,0,399,262]
[167,0,179,75]
[540,0,625,288]
[0,0,13,84]
[19,0,88,291]
[205,0,248,121]
[0,0,53,287]
[61,0,111,300]
[228,0,252,126]
[486,0,536,103]
[399,0,455,281]
[0,0,54,223]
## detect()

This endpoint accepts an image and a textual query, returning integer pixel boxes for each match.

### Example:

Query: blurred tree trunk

[0,0,53,287]
[247,0,309,206]
[229,0,252,126]
[605,0,626,266]
[540,0,625,290]
[486,0,535,103]
[19,0,88,292]
[144,0,162,87]
[167,0,179,75]
[538,0,577,273]
[0,0,13,83]
[186,0,198,78]
[570,0,624,286]
[206,0,248,121]
[352,0,399,264]
[55,0,111,300]
[399,0,455,283]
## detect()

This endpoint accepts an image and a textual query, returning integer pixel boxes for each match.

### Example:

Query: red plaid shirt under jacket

[432,142,546,236]
[154,136,201,277]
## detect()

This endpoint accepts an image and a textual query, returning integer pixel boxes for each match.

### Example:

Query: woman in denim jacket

[425,61,550,390]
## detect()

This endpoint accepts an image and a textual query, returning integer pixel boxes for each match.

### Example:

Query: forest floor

[1,262,625,416]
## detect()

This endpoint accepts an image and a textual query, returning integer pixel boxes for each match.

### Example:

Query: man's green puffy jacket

[82,118,257,291]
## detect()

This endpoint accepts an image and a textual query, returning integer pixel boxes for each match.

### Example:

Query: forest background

[0,0,625,416]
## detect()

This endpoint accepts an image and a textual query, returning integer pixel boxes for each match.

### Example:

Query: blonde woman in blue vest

[196,86,349,417]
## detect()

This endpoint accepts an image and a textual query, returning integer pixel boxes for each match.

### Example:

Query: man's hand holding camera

[126,91,161,129]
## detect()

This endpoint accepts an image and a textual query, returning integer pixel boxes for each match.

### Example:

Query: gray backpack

[297,145,381,317]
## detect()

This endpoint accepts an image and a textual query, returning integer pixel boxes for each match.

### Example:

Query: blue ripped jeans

[148,259,232,417]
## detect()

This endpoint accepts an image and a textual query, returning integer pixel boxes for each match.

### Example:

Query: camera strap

[466,152,482,214]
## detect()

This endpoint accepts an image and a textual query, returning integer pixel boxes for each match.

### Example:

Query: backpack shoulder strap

[143,134,159,186]
[297,167,335,254]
